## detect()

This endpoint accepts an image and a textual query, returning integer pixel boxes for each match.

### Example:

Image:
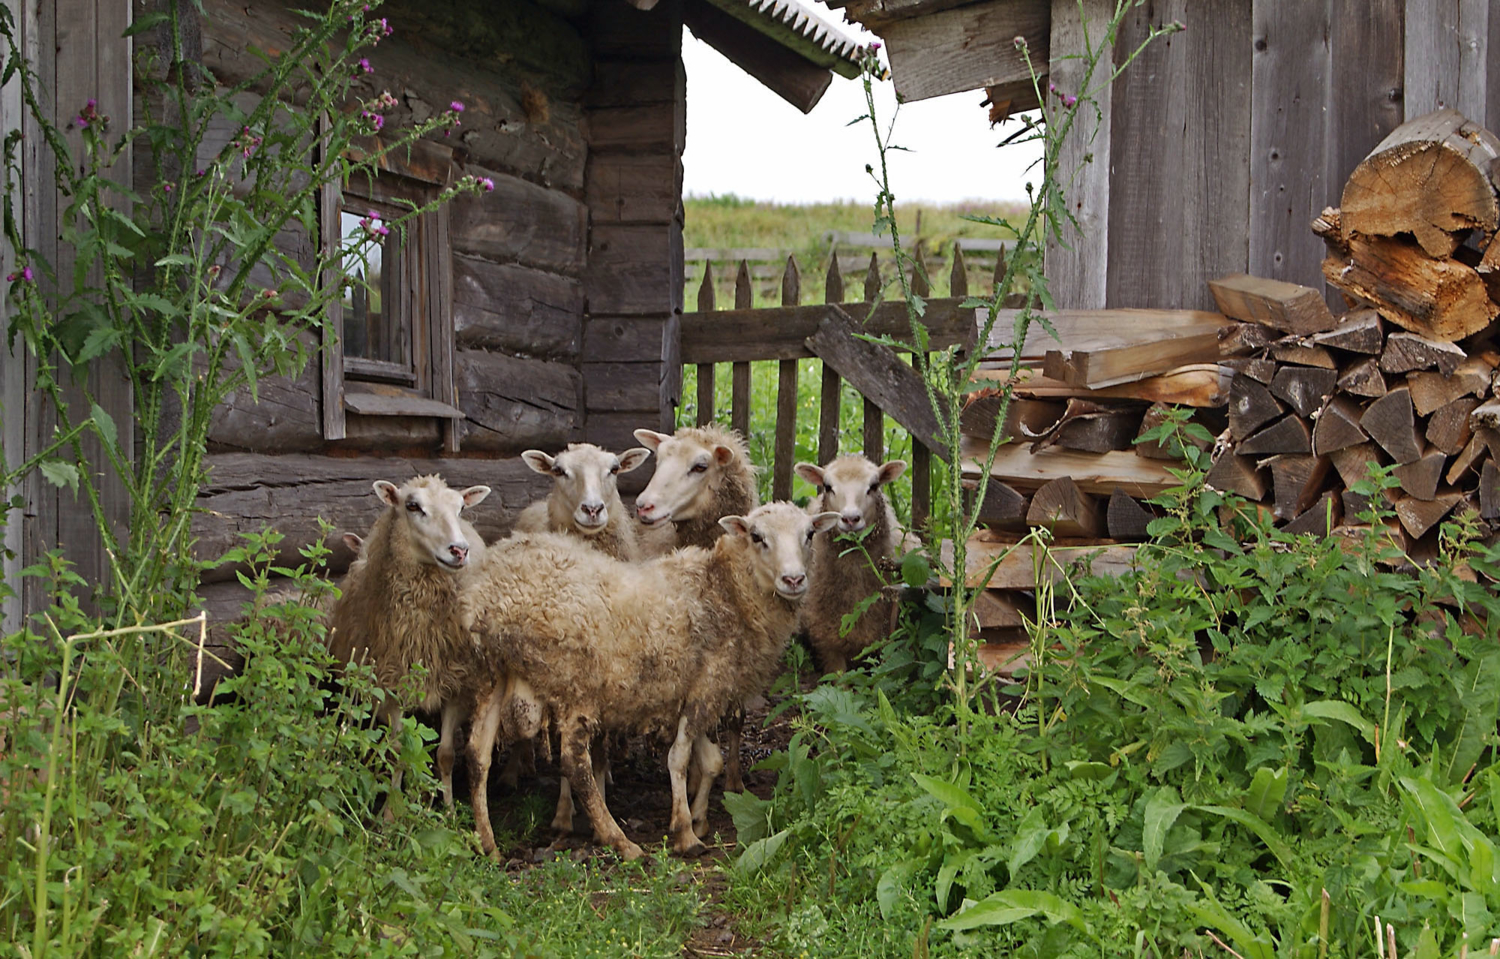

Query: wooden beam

[683,0,835,113]
[883,0,1049,102]
[1042,324,1227,389]
[1207,273,1338,334]
[960,436,1181,498]
[984,308,1228,360]
[1045,0,1110,309]
[939,537,1138,589]
[683,298,974,363]
[971,364,1233,407]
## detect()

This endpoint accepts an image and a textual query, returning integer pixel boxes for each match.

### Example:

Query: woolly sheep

[515,443,653,561]
[794,456,908,672]
[460,502,841,861]
[325,475,491,811]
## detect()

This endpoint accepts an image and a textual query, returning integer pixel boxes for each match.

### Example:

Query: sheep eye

[690,462,709,474]
[609,464,620,474]
[805,528,815,542]
[869,482,879,493]
[551,465,567,477]
[750,531,764,545]
[405,500,423,514]
[822,484,833,495]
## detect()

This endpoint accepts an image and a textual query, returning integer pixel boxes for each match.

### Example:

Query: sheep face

[373,476,490,570]
[719,503,841,599]
[795,456,907,534]
[522,443,650,534]
[633,428,735,527]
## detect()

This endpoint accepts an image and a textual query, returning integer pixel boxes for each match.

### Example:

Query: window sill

[343,391,465,419]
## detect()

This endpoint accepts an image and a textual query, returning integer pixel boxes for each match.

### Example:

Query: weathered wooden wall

[581,0,686,473]
[1048,0,1499,313]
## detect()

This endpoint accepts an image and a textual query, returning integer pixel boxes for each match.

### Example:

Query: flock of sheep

[323,424,910,860]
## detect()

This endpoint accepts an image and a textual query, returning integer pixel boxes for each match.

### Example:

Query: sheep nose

[841,511,862,525]
[637,501,656,518]
[781,573,806,591]
[448,544,468,564]
[581,503,604,520]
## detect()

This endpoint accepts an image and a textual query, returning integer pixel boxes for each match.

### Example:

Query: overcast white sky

[681,3,1043,206]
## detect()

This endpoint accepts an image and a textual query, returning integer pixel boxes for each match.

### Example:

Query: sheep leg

[498,738,534,791]
[466,683,506,861]
[437,699,468,809]
[376,699,404,823]
[722,704,746,793]
[689,733,723,838]
[551,769,575,833]
[561,716,641,860]
[667,717,708,857]
[552,734,606,834]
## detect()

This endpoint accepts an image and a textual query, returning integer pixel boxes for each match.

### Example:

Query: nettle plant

[0,0,488,624]
[847,3,1179,735]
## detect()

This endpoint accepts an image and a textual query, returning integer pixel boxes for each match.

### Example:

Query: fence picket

[992,243,1007,295]
[731,260,752,439]
[819,252,844,465]
[696,262,715,426]
[950,244,968,298]
[862,253,884,462]
[774,255,801,500]
[911,244,931,298]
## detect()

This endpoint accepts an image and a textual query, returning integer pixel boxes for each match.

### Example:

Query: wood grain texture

[452,255,583,359]
[455,349,581,452]
[883,0,1049,102]
[1045,0,1111,309]
[971,364,1233,407]
[449,172,587,274]
[1042,325,1227,389]
[960,436,1181,497]
[683,298,975,363]
[939,537,1138,589]
[1207,273,1337,334]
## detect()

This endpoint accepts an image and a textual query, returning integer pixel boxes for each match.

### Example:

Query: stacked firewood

[1209,109,1500,551]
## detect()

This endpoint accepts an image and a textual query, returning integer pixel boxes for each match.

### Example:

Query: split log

[1470,398,1500,432]
[1229,374,1287,440]
[1106,488,1154,540]
[1425,396,1479,455]
[1204,452,1268,500]
[971,590,1035,630]
[1311,396,1368,456]
[1132,403,1212,460]
[1337,357,1388,398]
[1395,490,1464,538]
[1379,332,1467,376]
[1315,209,1498,342]
[1481,459,1500,520]
[1360,387,1423,464]
[1445,430,1488,485]
[1219,321,1276,357]
[965,476,1031,529]
[1392,447,1446,500]
[1339,108,1500,259]
[1283,491,1342,537]
[1271,365,1338,417]
[1227,355,1279,385]
[959,394,1067,442]
[1309,309,1383,354]
[1026,476,1104,538]
[1330,443,1390,492]
[1264,454,1331,520]
[1268,341,1338,369]
[1207,273,1337,334]
[1239,416,1312,456]
[1407,358,1491,415]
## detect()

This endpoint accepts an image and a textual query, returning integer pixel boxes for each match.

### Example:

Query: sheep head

[522,443,650,535]
[373,475,490,570]
[633,426,741,527]
[794,456,906,535]
[719,502,840,600]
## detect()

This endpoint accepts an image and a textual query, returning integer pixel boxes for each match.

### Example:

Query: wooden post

[695,261,715,426]
[909,242,932,534]
[862,252,884,462]
[818,251,844,465]
[731,260,752,439]
[773,255,800,500]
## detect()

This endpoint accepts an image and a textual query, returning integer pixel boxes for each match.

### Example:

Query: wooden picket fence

[679,246,984,530]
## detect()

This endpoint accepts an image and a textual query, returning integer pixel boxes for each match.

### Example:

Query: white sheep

[460,502,840,861]
[516,443,652,561]
[634,423,762,790]
[325,475,490,811]
[795,456,908,672]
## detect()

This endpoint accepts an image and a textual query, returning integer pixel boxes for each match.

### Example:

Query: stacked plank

[1204,109,1500,552]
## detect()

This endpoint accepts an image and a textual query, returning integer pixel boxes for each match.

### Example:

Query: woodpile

[953,108,1500,673]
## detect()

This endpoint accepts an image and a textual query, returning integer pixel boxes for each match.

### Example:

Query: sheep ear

[521,450,555,475]
[461,485,492,508]
[713,444,735,466]
[633,428,670,451]
[617,447,652,473]
[877,460,908,485]
[794,462,824,487]
[342,532,365,555]
[718,515,751,537]
[811,511,842,534]
[373,480,401,506]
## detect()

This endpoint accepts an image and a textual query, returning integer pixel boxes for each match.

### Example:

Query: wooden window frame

[320,137,460,452]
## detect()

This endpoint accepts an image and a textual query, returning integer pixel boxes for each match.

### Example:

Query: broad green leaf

[1192,805,1293,869]
[1401,777,1466,860]
[75,325,122,364]
[1243,767,1288,821]
[733,828,790,877]
[721,789,770,845]
[913,773,981,812]
[1412,924,1440,959]
[38,459,79,491]
[90,402,117,452]
[876,860,919,920]
[1064,761,1113,781]
[1007,807,1048,879]
[901,551,931,587]
[1143,787,1185,873]
[1302,699,1375,740]
[938,889,1085,932]
[154,253,193,268]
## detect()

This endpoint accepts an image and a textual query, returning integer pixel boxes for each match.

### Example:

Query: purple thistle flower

[450,101,464,113]
[356,57,372,75]
[21,266,32,281]
[1061,93,1078,107]
[196,168,206,176]
[479,177,494,192]
[164,183,173,193]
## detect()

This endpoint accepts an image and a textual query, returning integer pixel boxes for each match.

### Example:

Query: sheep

[460,502,841,861]
[515,443,652,561]
[509,442,651,828]
[633,423,762,789]
[794,456,909,673]
[325,475,491,812]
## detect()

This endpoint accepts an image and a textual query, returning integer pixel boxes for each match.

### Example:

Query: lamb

[515,443,652,560]
[633,423,762,789]
[794,456,909,672]
[460,502,841,860]
[325,475,491,811]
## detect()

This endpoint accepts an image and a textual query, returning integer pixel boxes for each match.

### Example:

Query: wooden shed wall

[1048,0,1500,313]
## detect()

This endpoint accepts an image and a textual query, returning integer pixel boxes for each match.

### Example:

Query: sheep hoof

[617,841,646,861]
[693,818,711,839]
[550,813,574,833]
[674,839,708,858]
